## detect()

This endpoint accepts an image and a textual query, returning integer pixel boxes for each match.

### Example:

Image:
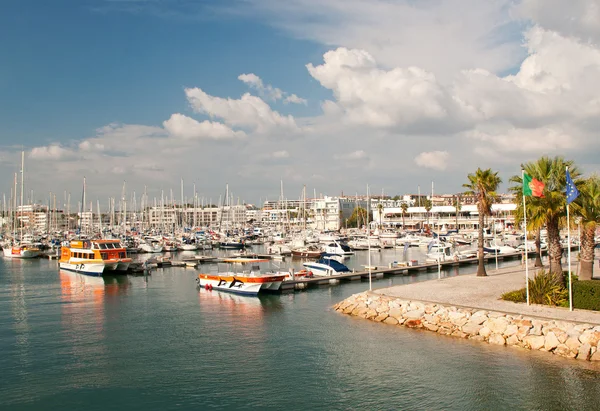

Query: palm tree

[508,177,544,267]
[576,176,600,280]
[400,202,408,230]
[376,203,384,229]
[454,195,461,230]
[513,156,583,282]
[463,168,502,277]
[423,198,432,228]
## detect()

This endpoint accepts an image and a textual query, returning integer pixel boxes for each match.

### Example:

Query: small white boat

[302,258,351,277]
[322,240,354,256]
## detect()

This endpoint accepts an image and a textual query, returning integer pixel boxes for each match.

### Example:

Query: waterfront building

[311,196,368,231]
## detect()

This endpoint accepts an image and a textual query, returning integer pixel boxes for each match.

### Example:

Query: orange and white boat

[59,240,105,276]
[196,271,286,295]
[90,239,132,272]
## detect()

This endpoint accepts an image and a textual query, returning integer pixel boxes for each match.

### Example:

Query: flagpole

[522,169,530,305]
[567,166,573,311]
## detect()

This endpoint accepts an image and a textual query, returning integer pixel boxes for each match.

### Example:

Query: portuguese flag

[523,173,545,197]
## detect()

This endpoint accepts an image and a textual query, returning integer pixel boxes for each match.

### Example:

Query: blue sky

[1,0,600,207]
[1,0,325,144]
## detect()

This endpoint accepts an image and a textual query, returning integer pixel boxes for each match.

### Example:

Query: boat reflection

[197,287,283,315]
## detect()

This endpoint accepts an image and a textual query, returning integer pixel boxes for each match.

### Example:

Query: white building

[311,196,369,231]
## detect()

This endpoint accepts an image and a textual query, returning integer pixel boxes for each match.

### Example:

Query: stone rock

[524,335,546,350]
[423,314,439,324]
[383,317,398,325]
[424,323,439,332]
[489,334,506,345]
[397,318,406,325]
[438,328,453,335]
[448,311,466,321]
[375,305,390,314]
[503,324,518,337]
[516,326,530,341]
[479,327,492,338]
[486,318,509,335]
[554,344,576,358]
[364,308,378,319]
[513,319,533,328]
[404,309,425,320]
[352,306,369,317]
[473,310,489,318]
[342,304,357,314]
[577,343,592,361]
[451,317,469,327]
[470,335,486,342]
[462,322,483,336]
[506,335,519,346]
[424,304,437,314]
[566,336,581,352]
[451,330,468,339]
[579,331,600,347]
[388,308,404,321]
[374,313,389,322]
[544,332,560,351]
[590,351,600,361]
[439,321,454,330]
[405,319,422,328]
[469,315,488,325]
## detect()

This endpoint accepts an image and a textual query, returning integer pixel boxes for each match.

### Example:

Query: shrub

[528,270,568,306]
[502,288,526,303]
[572,280,600,311]
[501,270,567,306]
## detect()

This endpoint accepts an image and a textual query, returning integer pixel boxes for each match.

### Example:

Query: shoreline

[333,265,600,362]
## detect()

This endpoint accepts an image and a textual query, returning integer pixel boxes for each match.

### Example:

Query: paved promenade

[375,264,600,325]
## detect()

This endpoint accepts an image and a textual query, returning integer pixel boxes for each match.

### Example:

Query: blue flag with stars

[566,169,579,205]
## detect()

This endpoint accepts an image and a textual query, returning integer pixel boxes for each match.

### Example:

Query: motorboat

[196,271,286,295]
[323,240,354,256]
[59,239,105,276]
[302,258,351,277]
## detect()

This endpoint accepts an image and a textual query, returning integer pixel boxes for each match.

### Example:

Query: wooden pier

[279,252,524,291]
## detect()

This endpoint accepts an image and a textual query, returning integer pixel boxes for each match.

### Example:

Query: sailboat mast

[19,151,24,241]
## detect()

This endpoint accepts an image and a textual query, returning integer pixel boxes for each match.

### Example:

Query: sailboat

[3,151,41,259]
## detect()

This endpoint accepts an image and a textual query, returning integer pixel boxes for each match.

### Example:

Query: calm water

[2,251,600,410]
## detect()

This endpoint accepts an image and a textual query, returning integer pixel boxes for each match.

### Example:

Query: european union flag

[566,169,579,205]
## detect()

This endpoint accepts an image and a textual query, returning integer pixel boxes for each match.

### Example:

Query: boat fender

[205,284,210,290]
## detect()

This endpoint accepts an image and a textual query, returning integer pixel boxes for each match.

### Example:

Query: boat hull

[59,261,105,276]
[3,247,41,259]
[197,273,285,295]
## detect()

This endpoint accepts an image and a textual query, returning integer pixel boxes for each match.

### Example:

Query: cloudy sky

[1,0,600,207]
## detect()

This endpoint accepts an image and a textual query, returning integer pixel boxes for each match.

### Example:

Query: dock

[280,252,524,291]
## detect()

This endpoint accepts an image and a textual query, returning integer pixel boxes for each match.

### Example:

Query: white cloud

[415,151,450,170]
[163,113,246,140]
[29,144,76,160]
[271,150,289,158]
[283,94,307,105]
[334,150,368,160]
[514,0,600,43]
[242,0,525,80]
[185,87,299,133]
[306,47,467,132]
[238,72,306,105]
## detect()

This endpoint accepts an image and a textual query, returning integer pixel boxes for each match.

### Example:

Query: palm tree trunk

[534,227,543,267]
[402,213,405,229]
[477,208,487,276]
[546,215,563,283]
[579,222,596,281]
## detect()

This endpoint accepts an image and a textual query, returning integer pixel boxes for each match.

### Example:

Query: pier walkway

[375,264,600,325]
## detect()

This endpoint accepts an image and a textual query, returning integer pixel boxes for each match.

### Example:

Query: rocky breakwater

[333,292,600,362]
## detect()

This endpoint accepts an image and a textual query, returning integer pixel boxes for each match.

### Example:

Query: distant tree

[346,207,369,228]
[423,198,432,226]
[400,203,408,229]
[577,176,600,280]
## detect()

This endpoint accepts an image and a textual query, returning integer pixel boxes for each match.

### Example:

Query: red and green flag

[523,173,545,197]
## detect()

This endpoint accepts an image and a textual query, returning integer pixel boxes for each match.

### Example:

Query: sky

[1,0,600,208]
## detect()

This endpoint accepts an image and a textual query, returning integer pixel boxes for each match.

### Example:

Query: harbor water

[2,250,600,410]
